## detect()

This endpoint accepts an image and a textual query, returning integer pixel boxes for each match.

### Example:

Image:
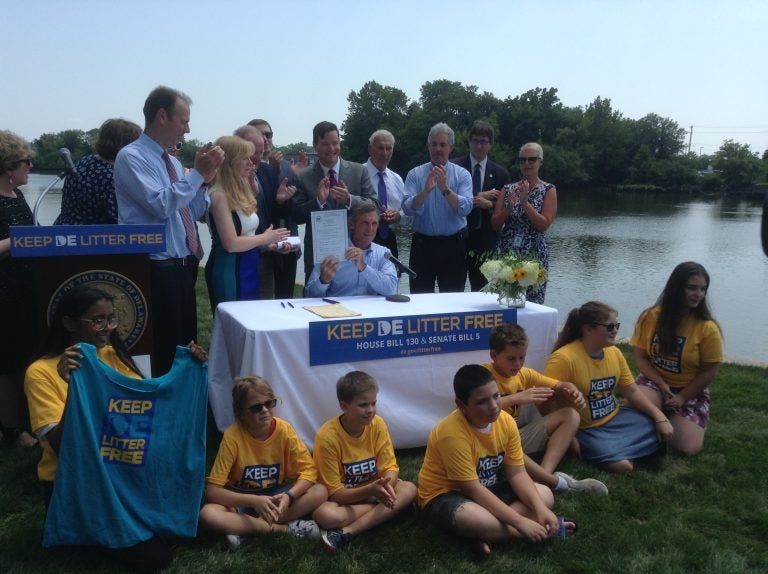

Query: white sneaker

[287,519,321,539]
[226,534,246,549]
[555,471,609,495]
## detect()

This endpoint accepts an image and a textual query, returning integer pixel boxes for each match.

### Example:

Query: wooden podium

[9,224,165,375]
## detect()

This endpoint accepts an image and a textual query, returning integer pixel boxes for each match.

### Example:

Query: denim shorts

[424,481,518,534]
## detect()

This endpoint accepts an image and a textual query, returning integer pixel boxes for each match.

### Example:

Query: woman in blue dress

[205,136,289,311]
[491,142,557,303]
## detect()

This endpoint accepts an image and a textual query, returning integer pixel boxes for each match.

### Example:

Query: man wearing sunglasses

[451,121,510,291]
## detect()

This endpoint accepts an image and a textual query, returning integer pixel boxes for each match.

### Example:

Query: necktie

[327,168,338,208]
[470,163,482,229]
[377,172,390,240]
[254,172,268,233]
[162,151,200,258]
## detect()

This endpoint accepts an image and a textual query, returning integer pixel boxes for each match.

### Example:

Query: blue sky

[3,0,766,157]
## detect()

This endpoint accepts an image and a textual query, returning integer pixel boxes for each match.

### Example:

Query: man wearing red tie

[115,86,224,375]
[292,121,377,283]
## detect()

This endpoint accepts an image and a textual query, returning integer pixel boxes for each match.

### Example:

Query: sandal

[556,516,578,538]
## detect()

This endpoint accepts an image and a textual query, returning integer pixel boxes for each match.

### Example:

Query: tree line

[27,80,768,192]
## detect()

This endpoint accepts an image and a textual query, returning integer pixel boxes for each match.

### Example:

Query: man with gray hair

[402,122,473,293]
[364,129,408,261]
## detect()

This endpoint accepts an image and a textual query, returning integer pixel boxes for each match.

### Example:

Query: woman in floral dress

[491,142,557,303]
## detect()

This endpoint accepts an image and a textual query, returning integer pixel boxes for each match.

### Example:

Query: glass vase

[498,289,526,308]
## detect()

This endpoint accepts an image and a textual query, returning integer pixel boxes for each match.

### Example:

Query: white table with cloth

[208,292,558,449]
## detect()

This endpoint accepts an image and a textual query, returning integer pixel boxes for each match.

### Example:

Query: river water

[21,175,767,363]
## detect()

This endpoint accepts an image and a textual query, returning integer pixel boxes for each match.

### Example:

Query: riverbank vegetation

[26,80,768,193]
[1,275,767,573]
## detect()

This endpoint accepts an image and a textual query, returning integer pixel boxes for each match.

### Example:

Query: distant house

[697,165,722,177]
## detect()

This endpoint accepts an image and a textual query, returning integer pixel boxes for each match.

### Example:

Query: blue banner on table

[309,308,517,366]
[9,225,165,257]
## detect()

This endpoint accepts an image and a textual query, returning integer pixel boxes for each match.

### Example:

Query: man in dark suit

[292,121,377,281]
[452,120,510,290]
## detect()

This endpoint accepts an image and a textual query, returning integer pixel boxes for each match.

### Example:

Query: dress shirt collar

[320,158,341,177]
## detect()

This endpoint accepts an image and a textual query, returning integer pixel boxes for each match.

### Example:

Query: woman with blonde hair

[491,142,557,303]
[205,135,289,309]
[0,130,38,446]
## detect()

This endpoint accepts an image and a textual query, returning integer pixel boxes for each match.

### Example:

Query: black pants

[409,231,467,293]
[465,228,492,291]
[149,258,198,376]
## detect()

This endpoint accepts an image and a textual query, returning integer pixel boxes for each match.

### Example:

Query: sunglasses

[18,158,32,166]
[594,322,621,331]
[247,398,277,413]
[518,157,540,164]
[262,131,274,139]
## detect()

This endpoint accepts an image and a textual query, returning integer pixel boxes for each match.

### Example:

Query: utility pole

[688,125,693,154]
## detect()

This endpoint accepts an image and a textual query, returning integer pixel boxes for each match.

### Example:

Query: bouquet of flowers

[479,252,547,307]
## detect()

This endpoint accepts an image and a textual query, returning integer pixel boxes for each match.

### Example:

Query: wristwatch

[441,188,451,197]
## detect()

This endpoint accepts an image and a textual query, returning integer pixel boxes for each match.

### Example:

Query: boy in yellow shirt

[419,364,575,558]
[313,371,417,553]
[485,323,607,495]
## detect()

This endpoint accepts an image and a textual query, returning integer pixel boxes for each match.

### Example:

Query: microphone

[58,148,77,176]
[384,252,417,279]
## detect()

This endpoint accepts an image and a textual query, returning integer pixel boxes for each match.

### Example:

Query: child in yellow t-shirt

[419,364,575,558]
[485,323,607,495]
[313,371,417,553]
[199,376,328,548]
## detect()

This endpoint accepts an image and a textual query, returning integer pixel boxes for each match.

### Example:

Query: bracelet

[655,419,669,424]
[285,491,295,505]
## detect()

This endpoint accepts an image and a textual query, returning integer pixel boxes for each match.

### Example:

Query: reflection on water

[21,176,768,362]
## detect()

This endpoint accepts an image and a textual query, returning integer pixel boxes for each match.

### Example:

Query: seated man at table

[305,203,398,297]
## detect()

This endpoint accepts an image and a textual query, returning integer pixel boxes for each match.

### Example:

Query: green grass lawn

[2,272,767,573]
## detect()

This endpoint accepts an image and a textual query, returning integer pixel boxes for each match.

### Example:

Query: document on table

[303,304,361,318]
[311,210,349,265]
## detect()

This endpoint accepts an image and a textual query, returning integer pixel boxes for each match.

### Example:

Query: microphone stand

[32,170,68,225]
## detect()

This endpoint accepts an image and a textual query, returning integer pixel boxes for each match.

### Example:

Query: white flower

[480,260,502,281]
[518,261,540,287]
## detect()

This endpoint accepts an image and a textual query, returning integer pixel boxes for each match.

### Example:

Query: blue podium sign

[9,225,165,257]
[308,308,517,366]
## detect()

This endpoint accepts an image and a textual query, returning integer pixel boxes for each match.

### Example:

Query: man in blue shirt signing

[305,203,397,297]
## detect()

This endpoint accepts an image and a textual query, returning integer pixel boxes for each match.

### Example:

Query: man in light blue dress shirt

[114,85,224,375]
[305,203,397,297]
[402,122,473,294]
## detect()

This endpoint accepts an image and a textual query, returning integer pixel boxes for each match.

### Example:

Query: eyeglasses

[518,157,540,164]
[594,322,621,331]
[78,316,118,331]
[247,398,278,413]
[18,158,32,166]
[470,138,491,146]
[262,131,274,139]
